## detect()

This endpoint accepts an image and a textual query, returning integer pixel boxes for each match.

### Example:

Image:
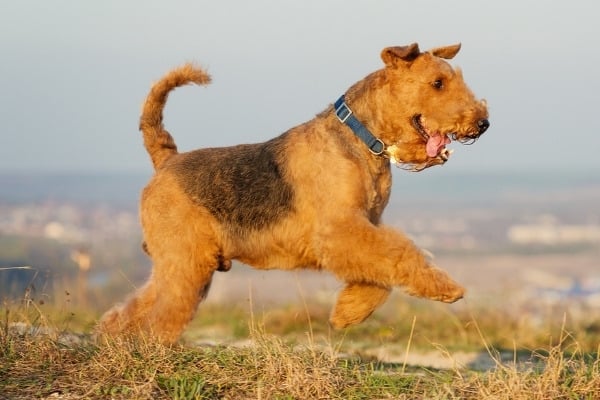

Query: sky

[1,1,599,175]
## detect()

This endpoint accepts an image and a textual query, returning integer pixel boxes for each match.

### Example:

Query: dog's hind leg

[97,250,217,344]
[145,257,215,343]
[97,174,223,343]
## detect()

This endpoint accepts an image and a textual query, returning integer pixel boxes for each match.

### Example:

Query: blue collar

[334,95,385,155]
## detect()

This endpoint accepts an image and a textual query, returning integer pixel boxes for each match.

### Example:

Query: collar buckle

[334,101,353,124]
[369,139,385,155]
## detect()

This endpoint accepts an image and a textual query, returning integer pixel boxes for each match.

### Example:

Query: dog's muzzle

[456,118,490,143]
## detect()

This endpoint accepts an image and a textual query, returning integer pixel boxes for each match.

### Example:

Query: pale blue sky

[1,1,599,174]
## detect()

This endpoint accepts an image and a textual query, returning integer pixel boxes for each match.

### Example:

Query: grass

[1,295,600,399]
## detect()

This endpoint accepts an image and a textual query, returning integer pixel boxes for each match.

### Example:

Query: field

[1,171,599,398]
[2,251,600,399]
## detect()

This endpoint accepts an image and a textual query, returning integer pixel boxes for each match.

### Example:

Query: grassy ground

[1,295,599,399]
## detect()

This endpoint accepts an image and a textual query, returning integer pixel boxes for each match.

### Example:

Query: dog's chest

[366,167,392,223]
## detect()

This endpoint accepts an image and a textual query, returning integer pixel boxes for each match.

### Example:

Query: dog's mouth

[412,114,453,162]
[387,114,487,171]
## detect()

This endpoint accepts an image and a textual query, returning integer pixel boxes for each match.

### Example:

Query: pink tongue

[426,133,450,157]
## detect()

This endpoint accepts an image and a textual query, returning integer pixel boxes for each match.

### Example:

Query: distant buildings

[0,202,139,243]
[507,216,600,245]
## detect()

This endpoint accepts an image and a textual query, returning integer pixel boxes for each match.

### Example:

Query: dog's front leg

[329,282,391,329]
[319,217,464,327]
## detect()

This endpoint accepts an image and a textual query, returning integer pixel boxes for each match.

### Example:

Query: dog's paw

[403,266,465,303]
[434,283,465,303]
[330,283,391,329]
[429,268,465,302]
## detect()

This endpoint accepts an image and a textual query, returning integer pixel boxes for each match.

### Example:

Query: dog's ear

[428,43,461,60]
[381,43,421,67]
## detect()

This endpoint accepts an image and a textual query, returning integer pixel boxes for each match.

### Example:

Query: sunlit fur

[97,43,489,344]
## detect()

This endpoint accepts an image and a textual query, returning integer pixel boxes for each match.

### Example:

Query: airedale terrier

[98,43,489,343]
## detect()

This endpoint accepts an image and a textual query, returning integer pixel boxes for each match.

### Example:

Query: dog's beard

[386,144,452,172]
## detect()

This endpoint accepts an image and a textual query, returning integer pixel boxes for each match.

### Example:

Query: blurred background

[1,1,599,346]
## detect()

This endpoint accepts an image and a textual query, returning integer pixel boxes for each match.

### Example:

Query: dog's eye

[432,79,444,90]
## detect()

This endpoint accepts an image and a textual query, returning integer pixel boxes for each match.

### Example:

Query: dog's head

[352,43,489,171]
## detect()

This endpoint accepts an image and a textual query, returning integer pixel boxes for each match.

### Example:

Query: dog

[97,42,489,343]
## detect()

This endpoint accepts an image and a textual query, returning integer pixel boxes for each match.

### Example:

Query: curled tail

[140,63,211,169]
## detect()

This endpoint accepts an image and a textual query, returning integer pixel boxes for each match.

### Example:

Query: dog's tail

[140,63,211,169]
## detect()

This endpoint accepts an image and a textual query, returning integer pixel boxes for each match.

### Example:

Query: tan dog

[98,43,489,343]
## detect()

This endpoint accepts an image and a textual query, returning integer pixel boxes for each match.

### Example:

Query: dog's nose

[477,118,489,134]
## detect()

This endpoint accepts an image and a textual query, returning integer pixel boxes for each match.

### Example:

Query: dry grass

[1,296,600,399]
[452,349,600,399]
